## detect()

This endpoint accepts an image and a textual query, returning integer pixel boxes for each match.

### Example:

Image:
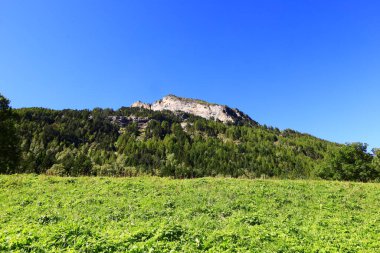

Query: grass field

[1,175,380,252]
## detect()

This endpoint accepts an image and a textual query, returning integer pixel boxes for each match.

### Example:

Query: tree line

[1,93,379,182]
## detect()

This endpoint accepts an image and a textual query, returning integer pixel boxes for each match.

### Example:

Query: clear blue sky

[1,0,379,149]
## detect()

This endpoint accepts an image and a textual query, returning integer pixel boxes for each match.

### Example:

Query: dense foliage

[1,93,379,181]
[11,106,331,179]
[1,175,380,252]
[317,143,378,182]
[0,93,20,173]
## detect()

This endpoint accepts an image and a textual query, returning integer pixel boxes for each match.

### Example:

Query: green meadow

[1,175,380,252]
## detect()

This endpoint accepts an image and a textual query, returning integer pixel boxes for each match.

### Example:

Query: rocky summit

[131,94,256,125]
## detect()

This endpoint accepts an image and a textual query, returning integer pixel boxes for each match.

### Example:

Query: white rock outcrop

[131,95,254,124]
[131,101,151,110]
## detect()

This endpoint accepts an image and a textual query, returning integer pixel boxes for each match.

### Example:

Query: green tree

[145,120,163,139]
[0,94,20,173]
[372,148,380,175]
[317,143,376,182]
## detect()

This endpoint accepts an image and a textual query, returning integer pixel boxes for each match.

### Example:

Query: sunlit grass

[1,175,379,252]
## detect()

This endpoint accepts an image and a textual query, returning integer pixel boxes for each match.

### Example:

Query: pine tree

[0,93,20,173]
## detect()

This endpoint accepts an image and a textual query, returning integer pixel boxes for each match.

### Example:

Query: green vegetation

[0,94,20,173]
[12,106,337,179]
[1,93,380,181]
[1,175,380,252]
[317,142,378,182]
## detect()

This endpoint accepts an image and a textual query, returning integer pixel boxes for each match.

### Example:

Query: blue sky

[1,0,380,149]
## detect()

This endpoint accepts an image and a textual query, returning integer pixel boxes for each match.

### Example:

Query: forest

[1,93,379,182]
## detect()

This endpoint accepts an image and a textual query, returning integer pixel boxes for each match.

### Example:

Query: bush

[93,164,140,177]
[317,143,377,182]
[46,164,66,176]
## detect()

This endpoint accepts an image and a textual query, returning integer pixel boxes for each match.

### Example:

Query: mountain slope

[12,96,346,179]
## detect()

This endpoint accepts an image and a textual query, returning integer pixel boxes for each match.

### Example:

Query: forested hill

[1,93,379,181]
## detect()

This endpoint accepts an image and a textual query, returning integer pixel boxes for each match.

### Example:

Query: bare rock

[142,94,255,124]
[131,101,151,110]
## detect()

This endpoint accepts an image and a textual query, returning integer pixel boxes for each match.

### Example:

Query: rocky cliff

[131,94,256,125]
[131,101,151,110]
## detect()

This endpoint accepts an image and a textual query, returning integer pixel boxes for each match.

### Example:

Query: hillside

[10,97,332,178]
[5,94,377,181]
[1,175,379,252]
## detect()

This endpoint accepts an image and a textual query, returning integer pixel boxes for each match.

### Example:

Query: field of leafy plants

[1,175,380,252]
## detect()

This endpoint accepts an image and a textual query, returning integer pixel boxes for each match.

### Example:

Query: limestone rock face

[131,95,255,125]
[131,101,151,110]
